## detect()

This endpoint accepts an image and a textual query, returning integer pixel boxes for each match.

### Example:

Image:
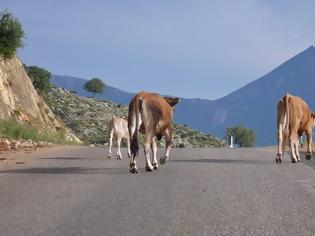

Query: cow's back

[143,93,173,120]
[288,96,312,126]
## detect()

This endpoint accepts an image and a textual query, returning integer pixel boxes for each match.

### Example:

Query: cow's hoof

[153,163,158,170]
[115,155,122,160]
[145,166,153,172]
[128,154,131,158]
[129,168,138,174]
[107,155,111,159]
[276,154,282,164]
[306,152,312,160]
[291,159,297,163]
[159,156,168,165]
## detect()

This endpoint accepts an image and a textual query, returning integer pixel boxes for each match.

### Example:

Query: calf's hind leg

[107,129,114,158]
[116,137,122,159]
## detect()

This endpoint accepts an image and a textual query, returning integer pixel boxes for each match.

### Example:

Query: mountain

[51,45,315,146]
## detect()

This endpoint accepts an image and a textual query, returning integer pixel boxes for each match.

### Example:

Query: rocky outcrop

[0,56,80,143]
[0,138,54,152]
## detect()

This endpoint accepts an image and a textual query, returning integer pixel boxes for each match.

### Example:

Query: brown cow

[276,93,315,164]
[128,91,180,173]
[107,116,131,159]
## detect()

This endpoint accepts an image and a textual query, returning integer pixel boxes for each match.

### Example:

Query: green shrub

[24,65,52,94]
[0,10,25,59]
[225,125,255,147]
[0,119,72,144]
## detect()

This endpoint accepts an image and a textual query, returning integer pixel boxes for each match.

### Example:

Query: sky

[1,0,315,99]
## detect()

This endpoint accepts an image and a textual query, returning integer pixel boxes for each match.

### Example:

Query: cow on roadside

[128,91,180,173]
[107,116,131,160]
[276,93,315,164]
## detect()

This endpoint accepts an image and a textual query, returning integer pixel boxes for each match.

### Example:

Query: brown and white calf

[276,93,315,164]
[128,91,180,173]
[107,116,131,159]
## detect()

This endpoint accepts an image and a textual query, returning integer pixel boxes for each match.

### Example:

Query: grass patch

[0,119,74,144]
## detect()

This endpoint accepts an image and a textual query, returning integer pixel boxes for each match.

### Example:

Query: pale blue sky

[2,0,315,99]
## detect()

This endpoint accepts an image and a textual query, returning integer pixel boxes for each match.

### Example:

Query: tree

[25,65,52,94]
[83,78,105,97]
[225,125,255,147]
[0,10,25,59]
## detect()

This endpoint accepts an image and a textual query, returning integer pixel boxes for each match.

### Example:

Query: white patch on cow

[282,113,287,132]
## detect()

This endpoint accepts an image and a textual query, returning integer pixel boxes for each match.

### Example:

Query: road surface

[0,146,315,236]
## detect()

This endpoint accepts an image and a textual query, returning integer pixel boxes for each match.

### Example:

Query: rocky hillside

[0,56,80,143]
[45,88,225,148]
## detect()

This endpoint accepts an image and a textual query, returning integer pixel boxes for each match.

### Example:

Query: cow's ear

[163,96,180,107]
[311,112,315,119]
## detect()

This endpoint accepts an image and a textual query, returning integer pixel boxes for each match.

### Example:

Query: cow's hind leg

[276,107,287,164]
[151,137,158,170]
[128,110,138,173]
[144,135,154,172]
[305,131,312,160]
[289,135,298,163]
[294,138,301,162]
[129,155,138,173]
[127,137,131,158]
[160,129,172,165]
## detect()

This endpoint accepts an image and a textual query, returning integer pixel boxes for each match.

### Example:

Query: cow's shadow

[39,157,85,160]
[0,167,129,175]
[170,159,266,165]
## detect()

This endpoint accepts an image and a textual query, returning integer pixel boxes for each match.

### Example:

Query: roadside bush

[0,119,71,144]
[225,125,255,147]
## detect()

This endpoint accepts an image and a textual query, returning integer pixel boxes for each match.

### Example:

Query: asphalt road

[0,146,315,236]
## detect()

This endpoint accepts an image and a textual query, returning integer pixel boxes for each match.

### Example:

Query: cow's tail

[284,94,290,143]
[130,98,142,157]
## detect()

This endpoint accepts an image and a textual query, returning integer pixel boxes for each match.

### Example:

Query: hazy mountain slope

[177,46,315,146]
[51,46,315,146]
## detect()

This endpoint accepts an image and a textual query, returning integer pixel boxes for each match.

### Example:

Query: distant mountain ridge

[51,45,315,146]
[51,75,134,105]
